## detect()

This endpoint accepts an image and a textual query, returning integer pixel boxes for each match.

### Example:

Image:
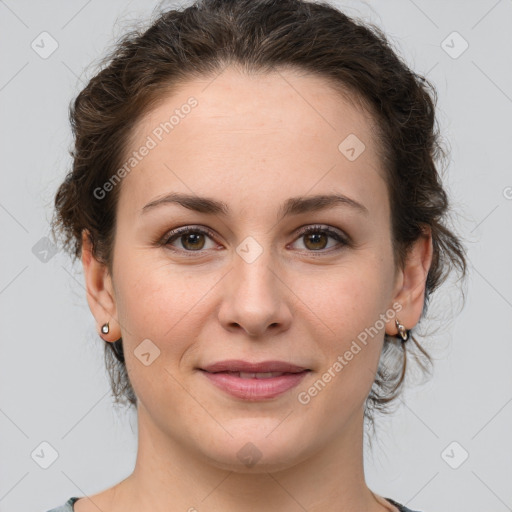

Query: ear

[81,229,121,342]
[385,226,433,337]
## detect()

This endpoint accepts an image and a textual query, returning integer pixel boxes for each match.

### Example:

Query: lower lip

[200,370,309,400]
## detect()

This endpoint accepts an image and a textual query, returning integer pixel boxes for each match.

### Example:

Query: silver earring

[395,319,409,342]
[101,322,110,335]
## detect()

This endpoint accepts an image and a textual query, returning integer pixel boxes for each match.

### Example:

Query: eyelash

[158,224,349,257]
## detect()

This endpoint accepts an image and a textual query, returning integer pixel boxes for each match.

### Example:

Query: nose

[217,250,292,338]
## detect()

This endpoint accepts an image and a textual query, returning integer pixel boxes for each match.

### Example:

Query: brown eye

[162,226,217,253]
[180,232,206,251]
[292,225,348,253]
[303,231,329,250]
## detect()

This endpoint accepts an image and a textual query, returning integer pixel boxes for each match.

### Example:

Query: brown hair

[51,0,467,432]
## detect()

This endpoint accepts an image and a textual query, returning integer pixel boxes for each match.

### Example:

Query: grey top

[45,497,79,512]
[46,496,425,511]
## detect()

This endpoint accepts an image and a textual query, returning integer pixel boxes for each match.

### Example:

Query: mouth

[200,359,310,374]
[204,370,300,379]
[198,360,311,400]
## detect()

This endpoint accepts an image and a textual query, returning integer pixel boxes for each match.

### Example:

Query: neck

[106,403,393,512]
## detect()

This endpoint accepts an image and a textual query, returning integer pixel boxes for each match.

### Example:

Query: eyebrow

[141,192,369,219]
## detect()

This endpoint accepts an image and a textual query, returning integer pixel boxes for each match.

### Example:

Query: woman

[48,0,466,510]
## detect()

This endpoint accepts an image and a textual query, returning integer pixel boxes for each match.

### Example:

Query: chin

[203,449,306,474]
[197,425,313,474]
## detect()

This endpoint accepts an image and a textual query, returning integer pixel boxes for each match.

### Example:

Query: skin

[78,66,432,512]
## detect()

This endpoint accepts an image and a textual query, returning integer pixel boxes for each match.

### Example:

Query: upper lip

[200,360,309,373]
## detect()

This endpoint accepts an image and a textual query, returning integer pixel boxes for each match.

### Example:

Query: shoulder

[385,497,426,512]
[44,497,80,512]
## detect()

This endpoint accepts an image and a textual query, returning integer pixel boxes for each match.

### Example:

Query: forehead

[117,66,386,219]
[136,66,378,143]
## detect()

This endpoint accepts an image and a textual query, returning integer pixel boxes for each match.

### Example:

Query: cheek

[293,269,391,435]
[111,259,188,374]
[113,253,221,349]
[300,258,392,384]
[303,276,389,404]
[112,257,204,403]
[112,261,255,433]
[299,257,392,334]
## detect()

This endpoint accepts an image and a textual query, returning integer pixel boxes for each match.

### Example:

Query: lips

[199,360,310,400]
[222,371,288,379]
[201,359,308,374]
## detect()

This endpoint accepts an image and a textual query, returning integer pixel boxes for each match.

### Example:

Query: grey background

[1,1,511,511]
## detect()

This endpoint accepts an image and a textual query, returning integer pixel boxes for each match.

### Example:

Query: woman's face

[99,67,406,470]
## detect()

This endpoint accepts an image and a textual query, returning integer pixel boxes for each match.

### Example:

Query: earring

[395,318,409,342]
[101,322,110,335]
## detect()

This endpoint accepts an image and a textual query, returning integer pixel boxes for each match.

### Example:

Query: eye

[159,224,349,256]
[290,224,348,252]
[161,226,218,253]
